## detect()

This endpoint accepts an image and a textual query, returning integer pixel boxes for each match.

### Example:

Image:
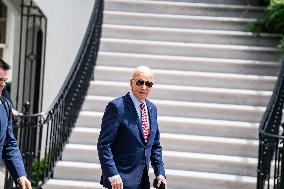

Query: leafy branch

[249,0,284,51]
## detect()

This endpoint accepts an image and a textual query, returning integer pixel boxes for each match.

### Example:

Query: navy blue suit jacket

[2,88,12,105]
[0,97,26,181]
[97,93,165,189]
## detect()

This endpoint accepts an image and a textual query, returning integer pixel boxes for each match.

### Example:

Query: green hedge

[249,0,284,50]
[31,155,49,186]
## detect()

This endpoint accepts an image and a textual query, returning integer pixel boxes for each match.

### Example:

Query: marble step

[123,0,262,6]
[83,96,265,123]
[43,179,163,189]
[84,95,265,123]
[62,144,258,176]
[76,111,259,140]
[101,24,279,47]
[69,127,259,158]
[104,11,256,31]
[89,80,271,106]
[94,66,276,90]
[52,161,256,189]
[100,38,279,62]
[97,52,279,76]
[42,180,105,189]
[105,0,264,18]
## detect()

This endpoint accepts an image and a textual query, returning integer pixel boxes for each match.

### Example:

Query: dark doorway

[16,0,47,114]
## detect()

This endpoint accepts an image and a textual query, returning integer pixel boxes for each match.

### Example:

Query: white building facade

[0,0,94,112]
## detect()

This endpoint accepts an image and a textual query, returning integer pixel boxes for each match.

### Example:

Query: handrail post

[22,101,34,179]
[23,101,30,115]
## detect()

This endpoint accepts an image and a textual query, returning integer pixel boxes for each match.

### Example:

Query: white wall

[2,0,21,83]
[33,0,95,111]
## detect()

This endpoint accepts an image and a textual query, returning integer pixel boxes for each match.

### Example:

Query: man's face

[130,71,154,102]
[0,67,8,95]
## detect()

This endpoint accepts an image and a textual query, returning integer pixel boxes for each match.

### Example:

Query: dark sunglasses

[134,79,154,88]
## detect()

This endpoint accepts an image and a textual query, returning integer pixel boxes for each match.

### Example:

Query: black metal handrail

[4,0,104,188]
[256,57,284,189]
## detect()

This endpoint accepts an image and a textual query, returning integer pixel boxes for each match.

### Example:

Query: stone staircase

[43,0,281,189]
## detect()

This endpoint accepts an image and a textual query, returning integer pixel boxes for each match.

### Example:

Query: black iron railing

[4,0,104,188]
[256,57,284,189]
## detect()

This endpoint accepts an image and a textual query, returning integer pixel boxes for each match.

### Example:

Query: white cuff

[108,174,121,182]
[157,175,165,179]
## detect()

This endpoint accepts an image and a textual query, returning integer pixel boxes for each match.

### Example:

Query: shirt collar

[129,91,145,106]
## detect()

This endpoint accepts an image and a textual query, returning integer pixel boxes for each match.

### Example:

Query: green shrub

[249,0,284,51]
[31,156,49,186]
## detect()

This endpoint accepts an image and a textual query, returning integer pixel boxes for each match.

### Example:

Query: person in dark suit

[2,86,12,103]
[97,66,167,189]
[2,87,21,117]
[0,59,32,189]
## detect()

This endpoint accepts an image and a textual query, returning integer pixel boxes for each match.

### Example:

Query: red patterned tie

[140,102,150,142]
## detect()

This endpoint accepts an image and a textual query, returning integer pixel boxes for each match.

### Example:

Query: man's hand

[157,175,167,189]
[12,108,22,117]
[111,177,123,189]
[17,176,32,189]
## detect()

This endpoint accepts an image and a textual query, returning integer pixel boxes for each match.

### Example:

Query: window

[0,0,7,59]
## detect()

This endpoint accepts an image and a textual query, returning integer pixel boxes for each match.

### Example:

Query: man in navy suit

[2,87,21,117]
[0,59,31,189]
[97,66,167,189]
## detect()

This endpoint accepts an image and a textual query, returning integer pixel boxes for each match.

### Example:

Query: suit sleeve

[2,102,26,181]
[97,102,121,179]
[2,88,13,107]
[150,107,165,177]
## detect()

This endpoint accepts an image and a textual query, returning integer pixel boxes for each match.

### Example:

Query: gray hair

[131,66,154,80]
